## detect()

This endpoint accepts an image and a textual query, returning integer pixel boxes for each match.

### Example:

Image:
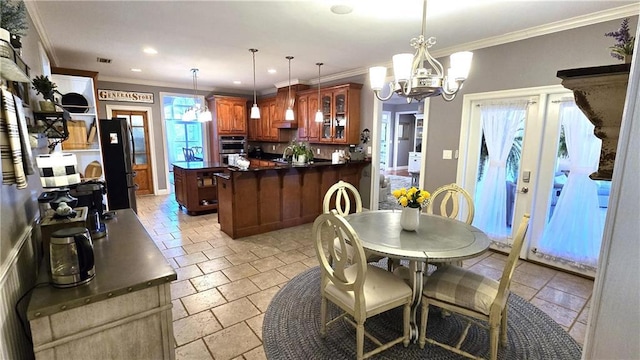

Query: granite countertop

[227,158,369,172]
[27,209,177,320]
[172,161,226,170]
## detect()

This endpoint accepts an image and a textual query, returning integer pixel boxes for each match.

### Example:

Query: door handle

[520,186,529,193]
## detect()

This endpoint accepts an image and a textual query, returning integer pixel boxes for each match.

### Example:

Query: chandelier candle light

[250,49,260,119]
[183,69,212,122]
[369,0,473,102]
[315,62,323,123]
[285,56,295,121]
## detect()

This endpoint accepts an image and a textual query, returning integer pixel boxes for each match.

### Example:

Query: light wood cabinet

[210,96,248,135]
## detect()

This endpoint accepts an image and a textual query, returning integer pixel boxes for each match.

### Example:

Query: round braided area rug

[263,266,581,360]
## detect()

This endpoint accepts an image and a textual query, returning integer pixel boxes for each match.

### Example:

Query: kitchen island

[216,160,369,239]
[173,161,227,215]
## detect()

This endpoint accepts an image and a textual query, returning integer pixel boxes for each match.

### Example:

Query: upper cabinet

[271,84,309,129]
[210,96,248,135]
[298,83,361,145]
[296,91,321,143]
[320,84,362,145]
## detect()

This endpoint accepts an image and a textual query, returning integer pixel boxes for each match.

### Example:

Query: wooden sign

[98,89,154,103]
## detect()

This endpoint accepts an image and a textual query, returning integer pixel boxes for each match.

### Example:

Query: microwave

[219,136,245,154]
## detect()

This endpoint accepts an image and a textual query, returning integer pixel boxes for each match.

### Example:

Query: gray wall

[424,17,638,191]
[1,11,49,359]
[97,81,249,191]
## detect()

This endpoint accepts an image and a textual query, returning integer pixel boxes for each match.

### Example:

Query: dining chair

[418,213,531,360]
[425,182,475,224]
[323,180,384,266]
[313,210,412,360]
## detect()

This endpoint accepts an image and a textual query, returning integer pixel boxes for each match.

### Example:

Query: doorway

[110,109,155,195]
[458,86,608,277]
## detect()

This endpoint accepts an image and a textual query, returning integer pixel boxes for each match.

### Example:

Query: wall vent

[96,57,112,64]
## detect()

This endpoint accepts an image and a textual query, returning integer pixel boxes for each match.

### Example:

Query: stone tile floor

[136,194,593,360]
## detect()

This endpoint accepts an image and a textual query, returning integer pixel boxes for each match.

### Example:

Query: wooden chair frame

[313,211,412,360]
[425,183,475,225]
[418,214,530,360]
[323,180,383,266]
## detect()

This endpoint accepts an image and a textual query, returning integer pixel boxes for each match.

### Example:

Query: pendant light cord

[250,49,258,105]
[286,56,293,107]
[316,62,323,110]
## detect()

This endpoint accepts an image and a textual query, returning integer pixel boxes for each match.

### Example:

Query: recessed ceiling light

[130,68,142,72]
[233,80,241,85]
[143,47,158,55]
[330,4,353,15]
[268,68,277,74]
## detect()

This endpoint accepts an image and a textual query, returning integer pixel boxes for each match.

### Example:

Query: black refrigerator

[99,118,137,213]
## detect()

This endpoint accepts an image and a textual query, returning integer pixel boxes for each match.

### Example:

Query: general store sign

[98,89,154,103]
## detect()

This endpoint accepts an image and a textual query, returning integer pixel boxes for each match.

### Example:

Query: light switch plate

[443,150,453,159]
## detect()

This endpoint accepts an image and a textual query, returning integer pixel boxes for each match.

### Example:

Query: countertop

[27,209,177,320]
[172,161,226,170]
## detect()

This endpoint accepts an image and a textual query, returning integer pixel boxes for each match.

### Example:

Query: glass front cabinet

[317,83,362,144]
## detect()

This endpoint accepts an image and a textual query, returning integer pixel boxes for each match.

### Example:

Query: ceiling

[26,0,638,96]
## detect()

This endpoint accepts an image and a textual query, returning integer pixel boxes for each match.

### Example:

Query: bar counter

[215,159,369,238]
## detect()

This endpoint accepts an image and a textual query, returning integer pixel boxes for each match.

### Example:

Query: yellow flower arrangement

[392,186,431,209]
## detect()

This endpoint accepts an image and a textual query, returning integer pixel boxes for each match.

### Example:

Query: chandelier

[369,0,473,103]
[183,68,212,122]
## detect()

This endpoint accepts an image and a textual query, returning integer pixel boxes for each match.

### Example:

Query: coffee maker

[69,180,107,239]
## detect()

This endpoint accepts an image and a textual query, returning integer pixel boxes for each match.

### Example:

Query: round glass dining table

[346,210,490,340]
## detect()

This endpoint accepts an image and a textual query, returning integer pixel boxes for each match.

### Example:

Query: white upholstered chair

[323,180,384,266]
[313,210,412,360]
[425,183,475,225]
[418,213,531,360]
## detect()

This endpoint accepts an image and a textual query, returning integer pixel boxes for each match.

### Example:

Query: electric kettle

[49,227,96,288]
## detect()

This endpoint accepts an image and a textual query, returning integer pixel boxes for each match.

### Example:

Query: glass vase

[400,206,420,231]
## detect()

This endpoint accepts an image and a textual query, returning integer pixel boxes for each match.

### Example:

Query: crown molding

[24,1,59,67]
[335,4,640,80]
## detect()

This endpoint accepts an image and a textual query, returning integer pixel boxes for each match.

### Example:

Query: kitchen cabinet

[50,69,105,180]
[173,162,226,215]
[271,84,309,129]
[211,96,248,135]
[250,97,288,142]
[296,91,321,142]
[298,83,361,145]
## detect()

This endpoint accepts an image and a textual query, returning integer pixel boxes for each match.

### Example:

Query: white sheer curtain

[538,103,603,267]
[473,101,528,241]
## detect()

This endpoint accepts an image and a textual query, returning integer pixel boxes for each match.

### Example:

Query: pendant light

[183,68,212,122]
[249,49,260,119]
[314,62,323,123]
[284,56,295,121]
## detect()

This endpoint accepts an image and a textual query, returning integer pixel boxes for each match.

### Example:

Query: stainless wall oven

[219,135,246,165]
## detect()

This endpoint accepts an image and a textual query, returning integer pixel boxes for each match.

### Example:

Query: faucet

[282,146,293,161]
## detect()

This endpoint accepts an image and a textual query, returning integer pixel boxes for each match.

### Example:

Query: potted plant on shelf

[605,18,635,63]
[289,140,314,165]
[32,75,58,112]
[0,0,28,49]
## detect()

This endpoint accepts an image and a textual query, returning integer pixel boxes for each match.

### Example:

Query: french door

[458,86,608,277]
